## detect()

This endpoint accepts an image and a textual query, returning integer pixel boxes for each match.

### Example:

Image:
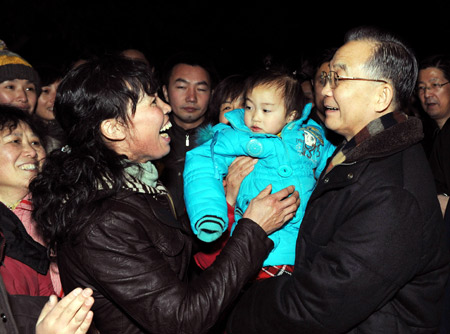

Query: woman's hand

[243,185,300,234]
[224,156,257,206]
[36,288,94,334]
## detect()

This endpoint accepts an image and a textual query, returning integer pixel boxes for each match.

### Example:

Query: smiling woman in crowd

[30,55,299,334]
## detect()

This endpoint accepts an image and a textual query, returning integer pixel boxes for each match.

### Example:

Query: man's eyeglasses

[320,71,388,89]
[416,82,450,95]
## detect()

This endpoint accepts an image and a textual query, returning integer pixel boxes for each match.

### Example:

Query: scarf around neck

[125,160,159,188]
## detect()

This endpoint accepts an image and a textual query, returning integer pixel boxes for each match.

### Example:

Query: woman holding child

[30,55,299,334]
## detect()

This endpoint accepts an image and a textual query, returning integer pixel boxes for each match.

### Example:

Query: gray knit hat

[0,40,41,94]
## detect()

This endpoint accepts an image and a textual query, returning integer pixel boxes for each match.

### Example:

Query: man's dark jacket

[228,113,450,333]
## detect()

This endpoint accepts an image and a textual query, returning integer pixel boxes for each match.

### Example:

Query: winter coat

[13,194,62,296]
[56,176,273,334]
[184,104,335,267]
[429,117,450,195]
[227,112,450,333]
[0,231,48,334]
[0,201,55,296]
[156,113,206,219]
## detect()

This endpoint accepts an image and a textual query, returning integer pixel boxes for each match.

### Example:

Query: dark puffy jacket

[157,113,205,219]
[228,115,450,333]
[57,185,273,334]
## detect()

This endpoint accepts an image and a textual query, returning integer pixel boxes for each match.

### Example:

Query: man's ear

[287,110,297,123]
[100,118,126,141]
[376,83,394,113]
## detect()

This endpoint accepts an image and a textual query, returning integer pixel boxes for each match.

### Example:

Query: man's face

[163,64,212,130]
[417,67,450,128]
[322,40,386,141]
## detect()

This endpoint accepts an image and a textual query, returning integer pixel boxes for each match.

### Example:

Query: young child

[184,67,336,278]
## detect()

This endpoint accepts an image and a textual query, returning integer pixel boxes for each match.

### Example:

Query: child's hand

[224,156,257,206]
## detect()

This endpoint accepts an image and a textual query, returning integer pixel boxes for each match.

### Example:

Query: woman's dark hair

[30,55,159,251]
[208,74,246,124]
[344,26,418,110]
[0,104,44,139]
[244,66,306,120]
[35,65,64,87]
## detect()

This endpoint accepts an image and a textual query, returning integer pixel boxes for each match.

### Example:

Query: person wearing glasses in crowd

[226,26,450,334]
[417,54,450,334]
[417,55,450,217]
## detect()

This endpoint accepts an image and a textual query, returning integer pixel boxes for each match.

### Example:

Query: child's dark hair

[244,66,306,120]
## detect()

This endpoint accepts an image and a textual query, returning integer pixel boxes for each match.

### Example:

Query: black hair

[418,54,450,82]
[208,74,246,124]
[0,104,43,139]
[35,65,64,87]
[160,51,219,90]
[344,26,418,110]
[244,66,306,120]
[30,55,159,250]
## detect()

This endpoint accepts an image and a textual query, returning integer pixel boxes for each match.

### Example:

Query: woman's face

[35,80,60,121]
[219,95,244,124]
[0,121,46,203]
[0,79,37,114]
[124,93,172,163]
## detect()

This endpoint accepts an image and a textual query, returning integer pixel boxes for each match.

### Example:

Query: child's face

[219,95,244,124]
[244,85,295,134]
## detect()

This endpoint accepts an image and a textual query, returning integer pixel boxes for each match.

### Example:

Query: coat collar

[344,112,423,162]
[0,202,49,275]
[325,112,423,174]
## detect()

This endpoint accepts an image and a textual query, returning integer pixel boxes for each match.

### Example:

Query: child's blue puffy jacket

[183,104,336,266]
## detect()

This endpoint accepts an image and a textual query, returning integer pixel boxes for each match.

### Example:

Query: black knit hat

[0,40,41,94]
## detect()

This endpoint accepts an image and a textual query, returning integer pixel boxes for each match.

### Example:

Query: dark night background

[1,1,450,79]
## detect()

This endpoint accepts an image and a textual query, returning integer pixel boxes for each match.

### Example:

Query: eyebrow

[418,77,440,84]
[331,63,348,73]
[174,78,209,86]
[245,97,275,106]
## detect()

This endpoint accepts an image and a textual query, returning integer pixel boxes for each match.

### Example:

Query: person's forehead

[418,67,446,81]
[0,78,35,85]
[331,40,373,73]
[171,63,210,84]
[1,121,34,136]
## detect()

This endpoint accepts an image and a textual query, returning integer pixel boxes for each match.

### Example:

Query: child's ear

[287,110,297,123]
